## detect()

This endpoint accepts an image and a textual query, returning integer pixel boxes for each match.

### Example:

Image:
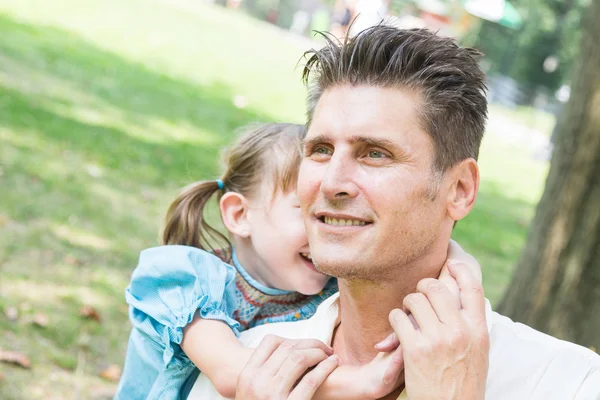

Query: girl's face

[245,189,331,295]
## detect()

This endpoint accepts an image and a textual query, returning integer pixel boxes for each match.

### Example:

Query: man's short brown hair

[302,26,488,171]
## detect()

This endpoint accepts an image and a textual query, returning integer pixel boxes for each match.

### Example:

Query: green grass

[0,0,548,398]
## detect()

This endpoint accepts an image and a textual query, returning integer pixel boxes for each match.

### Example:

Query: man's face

[298,85,452,281]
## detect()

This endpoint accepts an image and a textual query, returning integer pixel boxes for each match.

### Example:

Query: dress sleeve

[125,245,240,367]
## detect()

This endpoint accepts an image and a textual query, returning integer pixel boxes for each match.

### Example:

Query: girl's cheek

[296,224,309,241]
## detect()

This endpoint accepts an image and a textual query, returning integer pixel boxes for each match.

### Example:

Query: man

[190,26,600,399]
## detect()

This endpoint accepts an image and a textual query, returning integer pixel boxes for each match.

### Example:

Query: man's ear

[220,192,250,238]
[446,158,479,221]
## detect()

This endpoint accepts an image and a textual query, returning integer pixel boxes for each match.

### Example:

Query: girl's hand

[374,240,481,352]
[236,335,339,400]
[312,345,404,400]
[438,239,482,309]
[357,345,405,400]
[389,264,489,400]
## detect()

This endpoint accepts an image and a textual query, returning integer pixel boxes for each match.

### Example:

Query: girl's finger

[382,345,404,386]
[447,240,482,282]
[262,338,333,376]
[374,332,400,352]
[408,313,419,330]
[402,292,439,332]
[274,348,330,393]
[288,338,333,355]
[245,334,285,369]
[289,355,339,400]
[447,262,486,323]
[389,308,417,347]
[416,278,461,325]
[261,339,297,376]
[438,259,462,309]
[447,239,466,259]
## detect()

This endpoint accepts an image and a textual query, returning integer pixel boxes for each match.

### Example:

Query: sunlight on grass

[52,225,114,250]
[3,278,110,310]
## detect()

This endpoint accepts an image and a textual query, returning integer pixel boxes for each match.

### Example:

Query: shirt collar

[321,293,495,335]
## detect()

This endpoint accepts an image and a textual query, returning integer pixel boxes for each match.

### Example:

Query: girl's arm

[119,246,241,399]
[181,317,253,399]
[183,317,403,400]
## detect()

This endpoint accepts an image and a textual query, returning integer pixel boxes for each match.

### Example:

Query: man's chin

[313,255,373,280]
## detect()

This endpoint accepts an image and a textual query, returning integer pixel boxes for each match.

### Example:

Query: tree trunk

[497,0,600,351]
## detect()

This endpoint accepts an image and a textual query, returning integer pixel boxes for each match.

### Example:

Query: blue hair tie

[216,179,224,190]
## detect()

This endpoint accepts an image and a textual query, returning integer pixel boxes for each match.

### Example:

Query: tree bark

[497,0,600,351]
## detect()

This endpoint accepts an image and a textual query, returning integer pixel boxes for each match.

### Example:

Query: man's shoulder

[488,310,599,362]
[486,310,600,399]
[238,318,315,347]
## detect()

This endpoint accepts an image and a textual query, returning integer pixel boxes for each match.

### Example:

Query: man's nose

[320,153,359,200]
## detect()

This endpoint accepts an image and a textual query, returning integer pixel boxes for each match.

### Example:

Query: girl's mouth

[300,252,312,263]
[299,252,318,272]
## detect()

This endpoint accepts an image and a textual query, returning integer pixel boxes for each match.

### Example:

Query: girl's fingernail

[328,354,339,362]
[447,259,462,267]
[389,308,401,321]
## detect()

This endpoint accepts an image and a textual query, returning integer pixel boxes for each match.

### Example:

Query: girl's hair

[162,123,306,262]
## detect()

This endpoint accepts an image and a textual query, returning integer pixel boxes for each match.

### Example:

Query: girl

[115,123,480,400]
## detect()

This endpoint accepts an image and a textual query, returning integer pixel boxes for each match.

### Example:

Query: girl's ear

[220,192,250,238]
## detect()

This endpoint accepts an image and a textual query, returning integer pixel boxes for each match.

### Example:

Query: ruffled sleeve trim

[126,245,240,366]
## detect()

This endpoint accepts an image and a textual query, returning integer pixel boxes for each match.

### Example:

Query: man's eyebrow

[348,136,397,149]
[301,135,331,148]
[302,135,398,148]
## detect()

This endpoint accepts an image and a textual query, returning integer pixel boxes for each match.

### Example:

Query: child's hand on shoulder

[439,239,482,309]
[358,346,405,400]
[374,240,482,352]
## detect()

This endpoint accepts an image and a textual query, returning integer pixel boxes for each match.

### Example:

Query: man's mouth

[314,212,373,227]
[321,216,368,226]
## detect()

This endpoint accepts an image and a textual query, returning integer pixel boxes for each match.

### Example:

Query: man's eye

[368,150,385,158]
[315,146,331,155]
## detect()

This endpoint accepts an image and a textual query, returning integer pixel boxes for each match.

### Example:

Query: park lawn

[0,0,549,398]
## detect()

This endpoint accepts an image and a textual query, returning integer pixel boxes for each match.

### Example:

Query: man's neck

[332,250,447,365]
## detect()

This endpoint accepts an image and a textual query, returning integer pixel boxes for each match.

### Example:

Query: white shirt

[190,293,600,399]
